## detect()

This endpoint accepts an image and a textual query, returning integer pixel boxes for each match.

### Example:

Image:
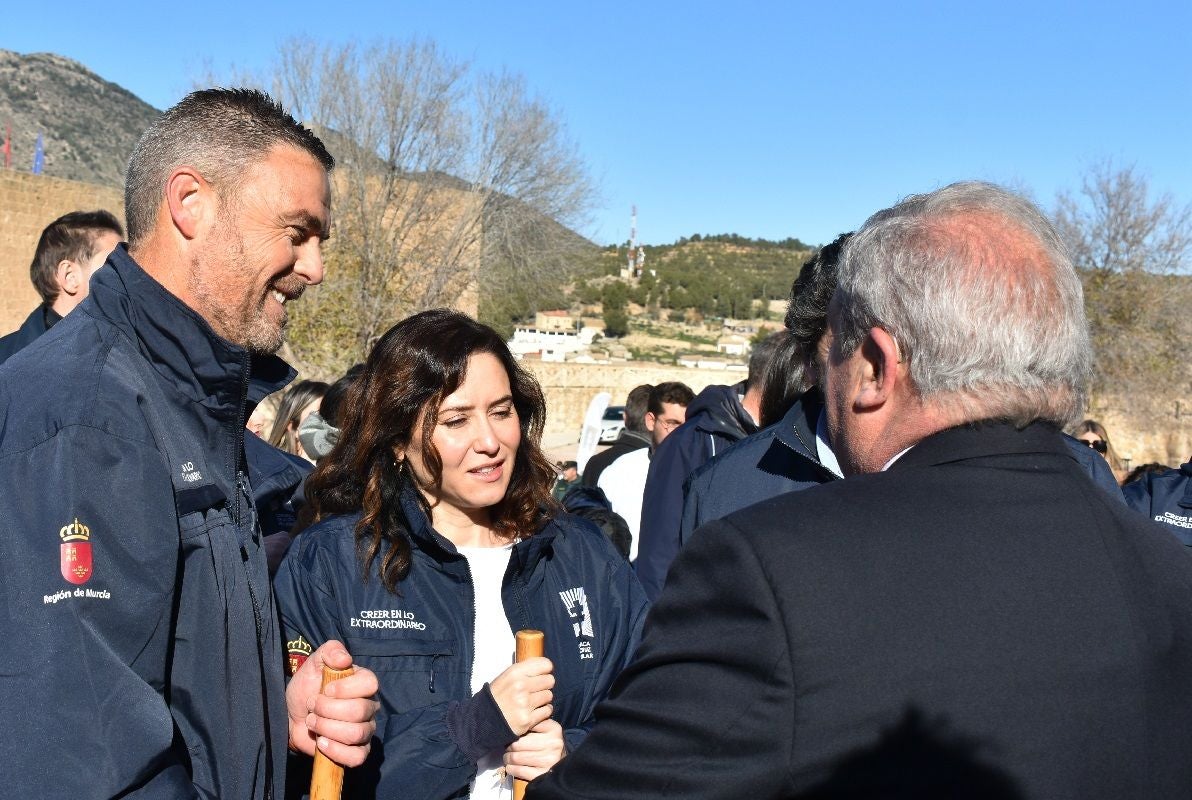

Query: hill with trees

[570,235,813,328]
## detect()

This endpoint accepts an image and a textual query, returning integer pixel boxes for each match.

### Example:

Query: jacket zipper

[789,421,839,482]
[236,353,274,800]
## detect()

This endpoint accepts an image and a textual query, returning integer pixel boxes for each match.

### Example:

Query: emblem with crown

[59,517,91,542]
[287,635,313,675]
[58,517,94,584]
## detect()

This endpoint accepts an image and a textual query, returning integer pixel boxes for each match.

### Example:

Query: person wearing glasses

[598,381,694,562]
[1070,418,1125,480]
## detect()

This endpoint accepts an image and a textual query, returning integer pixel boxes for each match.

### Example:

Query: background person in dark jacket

[599,381,694,562]
[276,309,648,799]
[0,89,378,799]
[581,383,653,487]
[633,331,783,600]
[680,234,852,539]
[0,209,122,365]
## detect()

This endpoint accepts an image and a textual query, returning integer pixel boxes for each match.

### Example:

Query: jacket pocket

[346,638,457,715]
[344,636,454,671]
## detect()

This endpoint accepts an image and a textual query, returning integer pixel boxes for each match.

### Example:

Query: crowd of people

[1,87,1191,799]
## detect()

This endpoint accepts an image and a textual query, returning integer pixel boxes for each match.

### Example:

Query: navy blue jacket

[0,246,293,798]
[0,304,51,366]
[274,487,649,799]
[244,431,312,574]
[680,390,836,543]
[1123,459,1192,545]
[636,382,758,600]
[680,391,1125,544]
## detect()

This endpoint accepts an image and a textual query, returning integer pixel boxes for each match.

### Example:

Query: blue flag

[32,133,44,174]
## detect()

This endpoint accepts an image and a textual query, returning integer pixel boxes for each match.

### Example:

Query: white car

[598,406,626,444]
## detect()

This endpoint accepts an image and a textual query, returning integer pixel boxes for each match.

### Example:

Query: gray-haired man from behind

[528,182,1192,799]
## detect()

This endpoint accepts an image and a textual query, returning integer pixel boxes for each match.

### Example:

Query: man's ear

[852,327,902,411]
[643,411,657,432]
[56,259,83,296]
[164,166,214,240]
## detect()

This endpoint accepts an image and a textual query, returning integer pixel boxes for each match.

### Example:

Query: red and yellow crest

[287,635,313,676]
[59,517,92,585]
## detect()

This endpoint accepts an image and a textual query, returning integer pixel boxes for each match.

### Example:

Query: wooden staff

[512,629,545,800]
[309,664,357,800]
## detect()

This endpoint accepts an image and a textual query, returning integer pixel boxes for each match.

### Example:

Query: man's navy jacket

[0,246,293,798]
[679,389,836,543]
[635,382,757,600]
[0,304,51,366]
[1123,459,1192,545]
[680,390,1125,546]
[274,487,649,799]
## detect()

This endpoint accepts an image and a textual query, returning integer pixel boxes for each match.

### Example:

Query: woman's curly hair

[297,309,558,592]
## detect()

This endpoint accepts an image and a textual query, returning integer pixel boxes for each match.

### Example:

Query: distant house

[507,322,599,362]
[716,334,751,357]
[677,354,746,371]
[535,309,577,332]
[722,318,758,336]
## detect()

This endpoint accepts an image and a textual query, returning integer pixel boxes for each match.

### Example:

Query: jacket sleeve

[527,518,794,800]
[0,425,203,798]
[636,430,702,601]
[273,536,517,799]
[561,539,650,755]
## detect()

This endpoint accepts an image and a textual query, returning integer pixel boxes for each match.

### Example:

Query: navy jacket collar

[774,388,823,461]
[86,245,294,419]
[398,482,559,572]
[893,421,1068,471]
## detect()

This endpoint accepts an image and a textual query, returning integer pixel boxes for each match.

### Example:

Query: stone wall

[0,170,123,333]
[523,360,747,443]
[524,359,1192,469]
[1089,396,1192,472]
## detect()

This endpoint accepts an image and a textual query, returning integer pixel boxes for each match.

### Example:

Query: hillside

[0,50,160,187]
[573,236,814,324]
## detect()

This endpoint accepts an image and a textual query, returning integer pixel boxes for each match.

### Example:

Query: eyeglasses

[1082,439,1108,454]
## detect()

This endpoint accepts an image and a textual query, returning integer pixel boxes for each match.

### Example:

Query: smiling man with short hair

[0,88,378,799]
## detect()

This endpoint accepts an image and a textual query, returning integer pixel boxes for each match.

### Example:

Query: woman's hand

[489,656,554,736]
[504,718,566,781]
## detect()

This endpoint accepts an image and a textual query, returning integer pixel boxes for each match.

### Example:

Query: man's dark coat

[528,423,1192,800]
[0,305,51,366]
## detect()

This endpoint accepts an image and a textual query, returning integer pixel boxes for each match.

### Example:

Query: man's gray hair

[124,88,334,245]
[834,181,1091,427]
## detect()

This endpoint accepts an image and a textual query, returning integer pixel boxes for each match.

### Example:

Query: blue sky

[3,1,1189,246]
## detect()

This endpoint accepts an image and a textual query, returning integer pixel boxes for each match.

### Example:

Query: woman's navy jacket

[1123,460,1192,546]
[274,489,649,799]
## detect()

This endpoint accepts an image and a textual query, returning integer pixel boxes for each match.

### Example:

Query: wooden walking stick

[309,664,357,800]
[512,629,545,800]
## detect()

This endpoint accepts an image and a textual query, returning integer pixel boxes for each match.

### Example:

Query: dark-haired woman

[274,309,648,799]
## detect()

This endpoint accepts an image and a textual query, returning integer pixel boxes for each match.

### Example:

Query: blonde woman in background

[267,379,328,462]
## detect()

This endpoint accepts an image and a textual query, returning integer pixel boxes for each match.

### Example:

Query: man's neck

[741,386,762,427]
[42,304,65,328]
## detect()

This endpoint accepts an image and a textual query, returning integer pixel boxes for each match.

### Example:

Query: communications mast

[623,205,646,280]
